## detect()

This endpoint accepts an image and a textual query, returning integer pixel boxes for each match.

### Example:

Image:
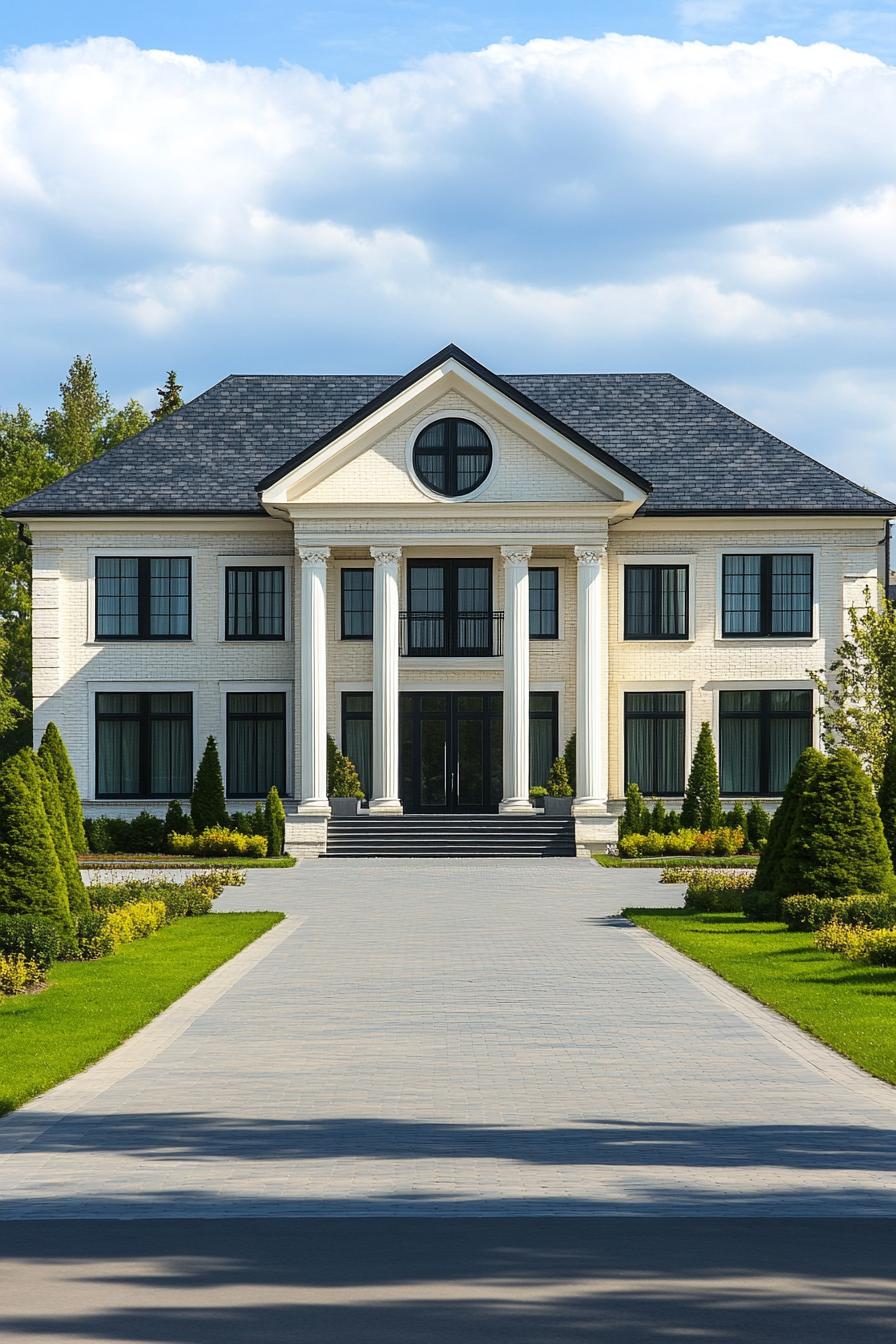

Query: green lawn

[626,908,896,1085]
[0,912,282,1114]
[79,855,296,869]
[596,854,758,869]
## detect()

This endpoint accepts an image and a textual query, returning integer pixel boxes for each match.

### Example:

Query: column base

[499,799,535,815]
[368,798,404,816]
[572,798,608,816]
[293,800,331,817]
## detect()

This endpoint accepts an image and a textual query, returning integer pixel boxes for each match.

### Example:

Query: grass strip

[79,855,296,869]
[0,912,283,1114]
[626,907,896,1086]
[596,854,758,869]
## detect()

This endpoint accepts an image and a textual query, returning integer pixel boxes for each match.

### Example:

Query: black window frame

[623,691,686,798]
[406,558,494,656]
[412,417,493,498]
[340,568,374,640]
[529,567,559,640]
[623,564,689,640]
[95,555,192,641]
[225,691,287,798]
[721,553,813,639]
[719,688,813,797]
[224,566,285,642]
[95,691,193,799]
[341,691,373,799]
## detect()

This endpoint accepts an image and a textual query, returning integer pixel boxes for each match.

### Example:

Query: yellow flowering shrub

[0,953,44,995]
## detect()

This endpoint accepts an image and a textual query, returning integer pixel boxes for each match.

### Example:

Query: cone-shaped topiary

[33,753,89,921]
[164,798,195,838]
[650,798,668,834]
[38,722,87,853]
[747,799,771,851]
[330,751,364,798]
[326,734,340,794]
[681,722,723,831]
[779,747,896,901]
[546,756,573,797]
[877,736,896,866]
[752,747,825,902]
[563,733,576,793]
[728,801,749,849]
[620,781,647,838]
[191,736,228,832]
[264,785,286,857]
[0,750,73,934]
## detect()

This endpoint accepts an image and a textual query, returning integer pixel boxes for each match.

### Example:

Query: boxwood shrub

[0,913,66,970]
[684,869,755,913]
[781,892,895,932]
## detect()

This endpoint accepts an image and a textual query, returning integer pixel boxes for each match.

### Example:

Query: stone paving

[1,859,896,1218]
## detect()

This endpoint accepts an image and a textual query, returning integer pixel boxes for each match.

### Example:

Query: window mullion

[759,691,771,794]
[139,694,150,796]
[251,568,260,639]
[138,558,149,639]
[760,555,772,637]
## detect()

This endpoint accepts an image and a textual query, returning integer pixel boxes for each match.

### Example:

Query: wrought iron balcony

[399,610,504,657]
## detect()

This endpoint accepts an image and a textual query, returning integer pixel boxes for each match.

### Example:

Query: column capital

[297,545,331,564]
[370,545,402,566]
[574,544,607,565]
[500,545,532,564]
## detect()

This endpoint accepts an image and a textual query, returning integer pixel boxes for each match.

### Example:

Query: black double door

[400,691,502,812]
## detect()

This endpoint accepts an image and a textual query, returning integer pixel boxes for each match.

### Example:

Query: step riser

[324,814,576,857]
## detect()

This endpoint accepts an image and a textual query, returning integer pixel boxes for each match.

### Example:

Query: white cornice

[611,514,889,533]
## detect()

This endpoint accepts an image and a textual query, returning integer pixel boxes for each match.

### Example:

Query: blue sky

[1,3,895,499]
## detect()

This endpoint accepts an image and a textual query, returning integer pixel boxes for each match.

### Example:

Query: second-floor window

[96,556,191,640]
[529,568,558,639]
[722,553,812,637]
[405,559,493,656]
[225,567,285,640]
[341,568,373,639]
[624,564,688,639]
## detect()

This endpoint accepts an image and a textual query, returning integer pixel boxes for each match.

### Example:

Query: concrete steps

[324,814,576,858]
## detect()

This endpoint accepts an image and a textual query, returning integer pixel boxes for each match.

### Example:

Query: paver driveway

[2,858,896,1218]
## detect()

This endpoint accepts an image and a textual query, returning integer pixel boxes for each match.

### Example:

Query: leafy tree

[681,722,722,831]
[0,749,72,934]
[752,747,825,903]
[563,732,576,793]
[95,398,151,454]
[779,748,896,901]
[264,785,286,857]
[38,722,88,853]
[546,756,573,797]
[191,736,228,831]
[152,370,184,421]
[876,736,896,866]
[33,752,89,921]
[746,799,771,851]
[810,585,896,787]
[42,355,112,473]
[620,781,648,838]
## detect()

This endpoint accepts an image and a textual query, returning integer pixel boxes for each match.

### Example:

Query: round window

[412,418,492,497]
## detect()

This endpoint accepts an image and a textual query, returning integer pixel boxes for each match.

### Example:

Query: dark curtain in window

[227,693,286,796]
[624,692,685,795]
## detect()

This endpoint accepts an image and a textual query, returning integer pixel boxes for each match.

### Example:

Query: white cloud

[0,32,894,497]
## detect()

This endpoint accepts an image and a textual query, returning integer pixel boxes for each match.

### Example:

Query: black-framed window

[96,691,192,798]
[624,564,688,639]
[341,569,373,639]
[406,559,493,655]
[342,692,373,798]
[96,556,191,640]
[720,689,813,796]
[722,553,812,637]
[225,567,284,640]
[226,692,286,797]
[529,568,559,639]
[624,692,686,797]
[530,692,559,788]
[412,418,492,497]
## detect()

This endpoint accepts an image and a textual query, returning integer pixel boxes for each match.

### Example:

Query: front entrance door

[400,692,502,812]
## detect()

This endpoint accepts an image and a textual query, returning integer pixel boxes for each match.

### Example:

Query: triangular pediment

[258,347,650,516]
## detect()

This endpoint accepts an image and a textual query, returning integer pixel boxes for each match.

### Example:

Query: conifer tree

[681,722,722,831]
[191,736,228,831]
[42,355,112,472]
[547,756,573,797]
[38,722,88,853]
[729,800,749,848]
[650,798,668,834]
[563,733,576,793]
[780,747,896,901]
[0,750,72,933]
[620,781,647,838]
[33,752,89,920]
[264,785,286,857]
[152,371,184,422]
[877,736,896,865]
[164,798,195,838]
[752,747,825,904]
[747,799,771,851]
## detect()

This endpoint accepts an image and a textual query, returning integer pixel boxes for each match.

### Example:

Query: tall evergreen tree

[0,750,72,933]
[746,799,771,851]
[152,371,184,422]
[780,747,896,901]
[681,722,723,830]
[753,747,825,900]
[620,781,648,838]
[42,355,112,472]
[33,752,89,920]
[38,722,88,853]
[264,786,286,857]
[878,736,896,866]
[191,736,228,831]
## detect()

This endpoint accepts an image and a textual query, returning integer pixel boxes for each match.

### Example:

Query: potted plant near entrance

[328,750,364,817]
[544,757,573,816]
[529,785,547,810]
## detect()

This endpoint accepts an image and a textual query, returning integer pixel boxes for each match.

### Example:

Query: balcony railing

[399,610,504,657]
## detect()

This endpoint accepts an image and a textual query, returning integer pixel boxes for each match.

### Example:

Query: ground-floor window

[96,691,192,798]
[226,692,287,797]
[530,692,558,788]
[623,691,685,796]
[342,693,373,798]
[719,689,812,795]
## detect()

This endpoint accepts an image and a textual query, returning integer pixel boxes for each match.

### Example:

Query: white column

[574,544,608,812]
[369,545,403,815]
[500,545,533,814]
[297,546,330,809]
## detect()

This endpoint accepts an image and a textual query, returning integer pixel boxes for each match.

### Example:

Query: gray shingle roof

[7,350,894,517]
